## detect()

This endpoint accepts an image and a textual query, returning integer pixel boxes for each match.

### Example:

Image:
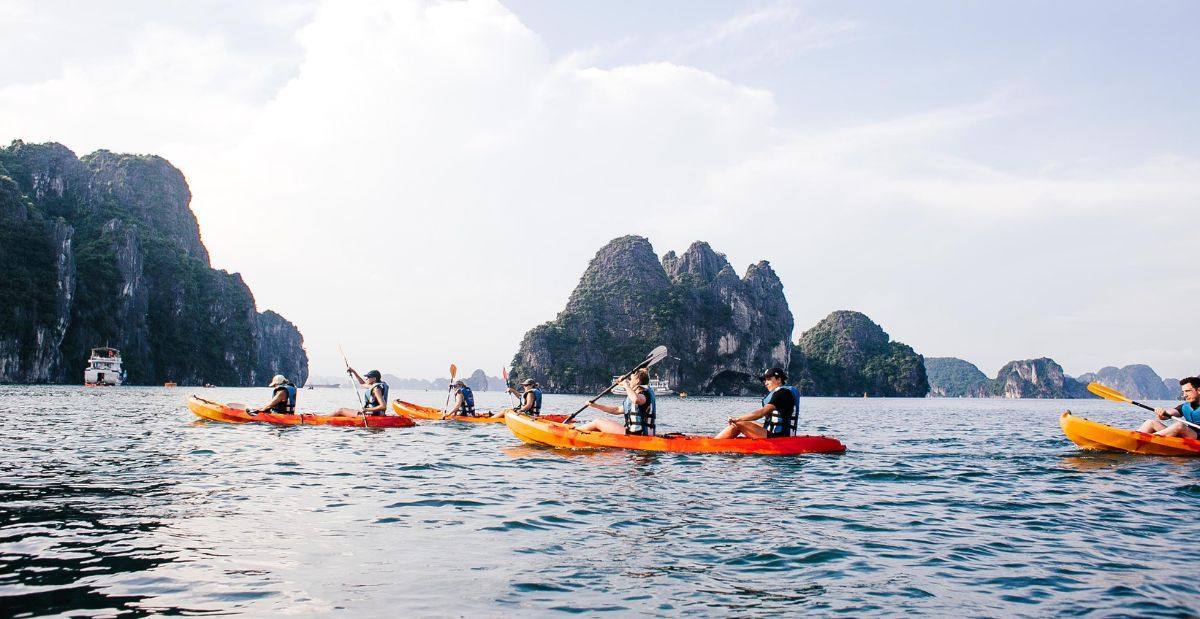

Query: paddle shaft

[1131,399,1200,430]
[564,360,651,423]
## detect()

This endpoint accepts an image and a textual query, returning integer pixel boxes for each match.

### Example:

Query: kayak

[504,412,845,456]
[392,400,568,424]
[1060,411,1200,456]
[188,396,416,428]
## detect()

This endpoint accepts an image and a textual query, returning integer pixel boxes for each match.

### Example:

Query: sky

[1,0,1198,381]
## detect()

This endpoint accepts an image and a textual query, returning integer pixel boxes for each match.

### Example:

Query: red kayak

[188,396,416,428]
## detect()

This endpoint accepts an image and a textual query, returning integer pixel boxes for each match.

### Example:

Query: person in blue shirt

[1136,376,1200,439]
[247,374,297,415]
[715,367,800,439]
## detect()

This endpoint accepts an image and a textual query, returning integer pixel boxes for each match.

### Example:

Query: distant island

[382,369,505,392]
[510,236,927,396]
[510,235,1187,399]
[0,140,308,386]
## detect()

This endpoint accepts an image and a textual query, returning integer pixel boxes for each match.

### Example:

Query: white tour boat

[612,375,674,396]
[84,347,124,386]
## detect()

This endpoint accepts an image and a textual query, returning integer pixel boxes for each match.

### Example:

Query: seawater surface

[1,386,1198,617]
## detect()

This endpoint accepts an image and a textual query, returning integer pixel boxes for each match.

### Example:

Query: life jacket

[622,385,656,436]
[1179,401,1200,427]
[762,385,800,437]
[364,381,389,414]
[270,384,297,414]
[525,388,543,415]
[459,386,475,415]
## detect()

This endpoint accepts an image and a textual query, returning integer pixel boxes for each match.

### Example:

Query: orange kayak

[504,412,845,456]
[1060,411,1200,456]
[392,400,567,424]
[188,396,416,428]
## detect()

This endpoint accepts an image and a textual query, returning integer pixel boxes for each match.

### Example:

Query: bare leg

[331,408,363,418]
[576,417,626,434]
[1137,418,1167,434]
[1156,421,1199,438]
[715,421,768,439]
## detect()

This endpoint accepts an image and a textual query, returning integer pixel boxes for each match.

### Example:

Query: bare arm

[251,391,286,413]
[346,367,366,386]
[730,404,773,424]
[447,392,464,415]
[587,401,622,415]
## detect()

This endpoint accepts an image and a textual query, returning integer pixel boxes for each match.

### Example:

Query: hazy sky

[2,1,1197,380]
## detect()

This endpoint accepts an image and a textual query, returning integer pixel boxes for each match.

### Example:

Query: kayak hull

[188,396,416,428]
[1060,411,1200,456]
[392,400,567,423]
[504,412,845,456]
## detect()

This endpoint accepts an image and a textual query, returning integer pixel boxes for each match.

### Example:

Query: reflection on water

[0,386,1197,616]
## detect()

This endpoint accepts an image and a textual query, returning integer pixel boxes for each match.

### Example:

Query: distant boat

[612,375,674,396]
[164,381,177,388]
[84,347,124,386]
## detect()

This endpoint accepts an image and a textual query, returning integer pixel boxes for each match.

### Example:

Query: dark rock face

[789,311,928,397]
[925,357,992,397]
[1075,365,1173,400]
[992,358,1088,399]
[0,140,307,386]
[512,236,793,395]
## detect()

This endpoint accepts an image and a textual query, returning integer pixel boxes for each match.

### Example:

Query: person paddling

[1136,376,1200,439]
[247,374,297,415]
[575,368,656,435]
[444,379,479,418]
[506,379,544,416]
[332,368,389,417]
[714,367,799,439]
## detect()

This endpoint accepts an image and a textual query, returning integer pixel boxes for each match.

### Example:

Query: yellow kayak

[1060,411,1200,456]
[392,400,568,424]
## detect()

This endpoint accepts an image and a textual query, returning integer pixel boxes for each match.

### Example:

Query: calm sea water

[1,386,1197,617]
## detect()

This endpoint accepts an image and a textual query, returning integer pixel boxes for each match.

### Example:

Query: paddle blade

[449,364,458,380]
[1087,382,1132,404]
[644,345,669,367]
[501,367,509,382]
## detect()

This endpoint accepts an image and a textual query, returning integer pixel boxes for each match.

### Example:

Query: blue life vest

[364,381,389,414]
[271,384,297,414]
[459,386,475,415]
[762,385,800,437]
[526,388,543,415]
[1178,401,1200,427]
[622,386,656,436]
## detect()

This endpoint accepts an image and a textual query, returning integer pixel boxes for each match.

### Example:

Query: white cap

[269,374,288,387]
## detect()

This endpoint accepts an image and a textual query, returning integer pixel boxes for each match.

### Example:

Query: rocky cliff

[511,236,792,394]
[924,357,992,397]
[0,140,308,386]
[991,358,1088,399]
[1075,365,1174,400]
[789,311,928,397]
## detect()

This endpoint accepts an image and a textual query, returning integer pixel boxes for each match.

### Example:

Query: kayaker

[332,368,390,417]
[444,379,479,418]
[576,368,656,435]
[1136,376,1200,439]
[247,374,297,415]
[714,367,799,439]
[506,379,543,416]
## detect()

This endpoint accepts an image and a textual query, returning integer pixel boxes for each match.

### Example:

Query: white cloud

[1,0,1197,380]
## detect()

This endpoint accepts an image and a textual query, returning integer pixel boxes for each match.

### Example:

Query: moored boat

[188,396,416,428]
[84,347,124,386]
[1060,411,1200,456]
[504,411,845,456]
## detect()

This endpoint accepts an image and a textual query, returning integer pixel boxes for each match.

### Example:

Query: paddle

[564,346,668,424]
[339,344,367,428]
[502,366,519,408]
[442,364,458,415]
[1087,382,1200,430]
